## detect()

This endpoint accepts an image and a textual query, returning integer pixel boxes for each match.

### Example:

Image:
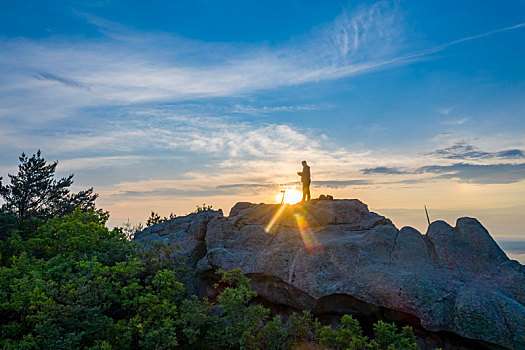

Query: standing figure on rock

[297,160,311,202]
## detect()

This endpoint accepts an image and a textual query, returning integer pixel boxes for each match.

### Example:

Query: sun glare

[276,188,302,205]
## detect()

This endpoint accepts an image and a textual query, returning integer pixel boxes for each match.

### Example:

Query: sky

[1,1,524,248]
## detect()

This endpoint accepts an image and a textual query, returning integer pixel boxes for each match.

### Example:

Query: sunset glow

[275,188,302,205]
[295,213,322,254]
[264,203,287,234]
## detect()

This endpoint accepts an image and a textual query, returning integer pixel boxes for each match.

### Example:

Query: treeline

[0,151,418,349]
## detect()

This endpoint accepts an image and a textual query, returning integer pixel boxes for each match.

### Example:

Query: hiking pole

[424,205,431,226]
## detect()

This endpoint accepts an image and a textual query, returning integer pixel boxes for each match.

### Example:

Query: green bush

[0,210,181,349]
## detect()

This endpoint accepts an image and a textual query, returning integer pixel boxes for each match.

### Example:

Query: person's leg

[306,184,311,201]
[302,185,307,202]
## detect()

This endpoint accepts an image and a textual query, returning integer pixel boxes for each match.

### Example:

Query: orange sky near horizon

[101,179,525,240]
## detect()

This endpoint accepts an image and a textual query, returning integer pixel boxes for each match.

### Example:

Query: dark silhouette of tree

[0,150,99,222]
[146,210,176,227]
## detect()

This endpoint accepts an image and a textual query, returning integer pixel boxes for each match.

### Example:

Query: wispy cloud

[312,180,373,188]
[442,117,469,125]
[231,104,328,115]
[428,142,525,160]
[432,132,454,141]
[361,166,410,175]
[34,72,91,91]
[438,107,452,115]
[430,22,525,51]
[1,3,523,128]
[419,163,525,184]
[0,1,407,121]
[359,140,525,184]
[215,183,277,190]
[57,155,149,170]
[360,161,525,185]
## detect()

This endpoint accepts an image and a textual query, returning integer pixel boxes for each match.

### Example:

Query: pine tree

[0,150,99,221]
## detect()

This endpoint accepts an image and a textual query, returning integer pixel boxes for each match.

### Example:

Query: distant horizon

[1,1,524,250]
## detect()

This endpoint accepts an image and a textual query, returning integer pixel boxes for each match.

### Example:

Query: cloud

[2,3,525,206]
[361,166,410,175]
[428,142,525,160]
[431,22,525,52]
[34,72,91,91]
[1,4,523,128]
[438,107,452,115]
[497,149,525,158]
[359,142,525,184]
[313,180,372,188]
[0,1,409,123]
[106,187,239,199]
[57,155,149,171]
[419,163,525,184]
[496,240,525,255]
[442,118,468,125]
[215,183,277,190]
[216,180,374,190]
[231,104,328,115]
[432,132,454,141]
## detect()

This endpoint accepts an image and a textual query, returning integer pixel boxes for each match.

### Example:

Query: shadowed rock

[134,199,524,349]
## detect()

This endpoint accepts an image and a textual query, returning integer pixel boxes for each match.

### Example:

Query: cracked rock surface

[135,199,524,350]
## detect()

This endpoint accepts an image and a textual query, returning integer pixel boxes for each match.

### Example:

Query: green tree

[194,203,213,213]
[145,211,176,227]
[120,219,144,240]
[0,150,98,222]
[316,314,368,349]
[215,269,270,349]
[286,310,320,348]
[368,320,418,350]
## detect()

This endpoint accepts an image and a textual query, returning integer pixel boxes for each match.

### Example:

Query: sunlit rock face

[134,199,524,350]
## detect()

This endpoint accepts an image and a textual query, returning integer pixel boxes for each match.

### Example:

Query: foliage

[0,150,100,223]
[120,219,144,240]
[287,310,319,346]
[143,203,214,229]
[194,203,213,213]
[0,210,183,349]
[0,208,18,241]
[215,269,270,349]
[368,320,418,350]
[0,205,416,349]
[145,211,176,227]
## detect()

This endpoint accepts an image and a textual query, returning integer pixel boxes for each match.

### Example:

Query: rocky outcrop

[134,209,223,267]
[134,200,525,350]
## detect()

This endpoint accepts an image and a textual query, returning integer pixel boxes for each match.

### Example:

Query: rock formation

[134,200,525,350]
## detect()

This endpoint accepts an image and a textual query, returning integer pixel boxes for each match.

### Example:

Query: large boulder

[134,200,524,349]
[134,209,223,267]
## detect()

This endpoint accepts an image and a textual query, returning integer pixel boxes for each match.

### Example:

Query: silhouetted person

[297,161,311,202]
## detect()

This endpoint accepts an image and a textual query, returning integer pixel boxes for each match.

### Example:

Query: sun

[276,188,302,205]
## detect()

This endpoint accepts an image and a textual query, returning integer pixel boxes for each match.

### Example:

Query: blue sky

[1,1,524,242]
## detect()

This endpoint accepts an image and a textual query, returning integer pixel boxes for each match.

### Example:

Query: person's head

[302,160,307,166]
